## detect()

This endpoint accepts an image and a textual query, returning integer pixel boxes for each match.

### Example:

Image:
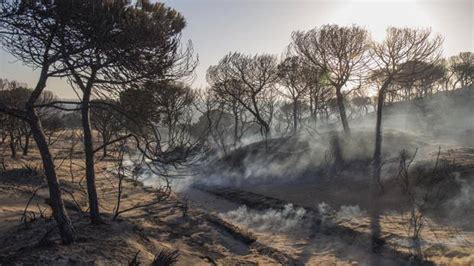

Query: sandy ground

[181,186,403,265]
[0,135,280,265]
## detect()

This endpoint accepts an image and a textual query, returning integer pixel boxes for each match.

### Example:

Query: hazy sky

[0,0,472,98]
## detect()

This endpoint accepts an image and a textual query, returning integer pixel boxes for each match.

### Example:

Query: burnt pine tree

[207,53,279,139]
[291,25,371,136]
[0,87,30,158]
[277,55,318,133]
[57,1,195,224]
[449,52,474,89]
[91,99,124,158]
[203,81,248,149]
[369,27,442,254]
[0,87,59,157]
[0,0,84,244]
[151,81,195,146]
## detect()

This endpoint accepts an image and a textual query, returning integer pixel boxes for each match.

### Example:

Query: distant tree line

[0,84,64,158]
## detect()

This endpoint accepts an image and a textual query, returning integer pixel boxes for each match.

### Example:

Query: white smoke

[336,205,365,220]
[451,174,473,208]
[318,202,365,225]
[220,204,306,233]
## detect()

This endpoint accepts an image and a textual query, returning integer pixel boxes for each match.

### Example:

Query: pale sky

[0,0,472,98]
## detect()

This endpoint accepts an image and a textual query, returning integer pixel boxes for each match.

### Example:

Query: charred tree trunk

[250,95,270,140]
[233,113,239,147]
[293,99,298,134]
[370,80,391,255]
[26,101,75,244]
[102,134,108,158]
[261,121,270,140]
[22,132,31,156]
[231,102,241,148]
[372,81,391,192]
[81,90,102,224]
[311,96,318,127]
[335,87,350,136]
[9,132,16,159]
[168,122,174,147]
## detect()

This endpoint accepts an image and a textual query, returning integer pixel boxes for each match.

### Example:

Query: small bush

[151,249,179,266]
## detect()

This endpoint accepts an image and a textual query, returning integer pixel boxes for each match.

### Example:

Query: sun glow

[328,0,432,42]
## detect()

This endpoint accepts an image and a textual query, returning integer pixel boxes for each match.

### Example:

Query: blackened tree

[292,25,371,136]
[369,27,442,254]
